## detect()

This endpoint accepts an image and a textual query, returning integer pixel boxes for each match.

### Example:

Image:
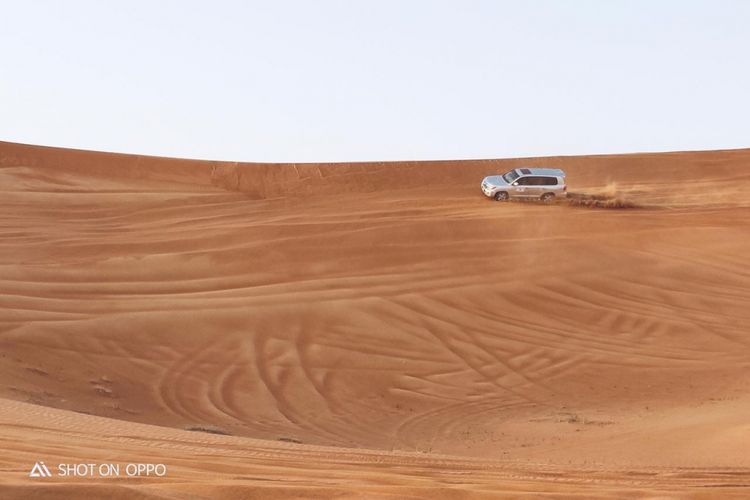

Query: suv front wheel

[494,191,509,201]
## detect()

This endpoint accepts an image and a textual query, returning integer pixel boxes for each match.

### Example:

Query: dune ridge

[4,140,750,204]
[2,140,750,498]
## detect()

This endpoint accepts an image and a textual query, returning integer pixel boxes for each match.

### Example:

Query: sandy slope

[1,140,750,498]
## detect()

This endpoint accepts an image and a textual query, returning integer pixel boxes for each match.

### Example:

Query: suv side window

[516,177,532,185]
[541,176,558,185]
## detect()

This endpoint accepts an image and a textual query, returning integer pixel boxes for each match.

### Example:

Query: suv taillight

[563,185,567,191]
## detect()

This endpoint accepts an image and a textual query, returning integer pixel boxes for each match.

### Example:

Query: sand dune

[2,140,750,498]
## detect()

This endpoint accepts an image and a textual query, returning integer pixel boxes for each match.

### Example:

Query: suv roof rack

[517,167,566,176]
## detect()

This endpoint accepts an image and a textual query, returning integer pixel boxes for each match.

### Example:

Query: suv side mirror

[512,182,518,186]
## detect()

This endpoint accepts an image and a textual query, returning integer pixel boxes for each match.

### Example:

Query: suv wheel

[494,192,509,201]
[540,193,555,204]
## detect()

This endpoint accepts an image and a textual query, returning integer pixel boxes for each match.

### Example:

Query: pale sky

[2,0,749,162]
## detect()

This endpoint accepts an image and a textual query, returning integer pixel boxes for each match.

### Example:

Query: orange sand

[2,140,750,498]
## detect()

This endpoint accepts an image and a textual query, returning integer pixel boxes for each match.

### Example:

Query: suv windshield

[502,170,520,183]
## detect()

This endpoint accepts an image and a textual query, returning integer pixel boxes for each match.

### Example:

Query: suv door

[512,176,534,197]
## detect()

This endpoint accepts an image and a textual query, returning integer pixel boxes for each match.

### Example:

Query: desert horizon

[2,140,750,498]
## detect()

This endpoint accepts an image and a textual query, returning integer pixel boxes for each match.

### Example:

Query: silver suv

[481,168,567,203]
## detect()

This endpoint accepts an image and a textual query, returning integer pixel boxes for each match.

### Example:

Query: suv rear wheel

[540,193,555,204]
